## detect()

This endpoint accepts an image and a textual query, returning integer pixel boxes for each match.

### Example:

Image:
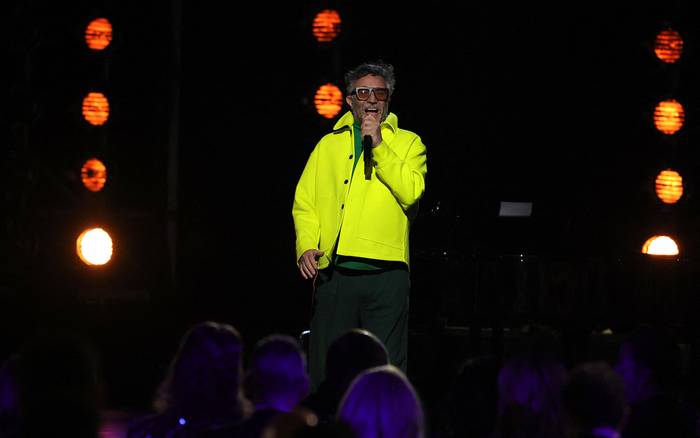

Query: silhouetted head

[337,365,424,438]
[439,355,500,438]
[325,329,389,393]
[498,355,567,415]
[16,331,101,438]
[616,325,681,403]
[495,326,567,438]
[562,361,627,435]
[154,321,249,420]
[246,334,310,412]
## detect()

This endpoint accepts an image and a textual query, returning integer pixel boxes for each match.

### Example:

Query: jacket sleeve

[372,134,427,211]
[292,145,321,262]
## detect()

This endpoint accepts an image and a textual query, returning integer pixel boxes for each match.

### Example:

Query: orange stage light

[641,235,679,256]
[85,18,113,51]
[655,169,683,204]
[81,158,107,192]
[77,227,114,266]
[653,99,684,135]
[312,9,342,43]
[82,92,110,126]
[314,83,343,119]
[654,29,683,63]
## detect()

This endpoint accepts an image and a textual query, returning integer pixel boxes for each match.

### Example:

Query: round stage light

[654,29,683,64]
[81,158,107,192]
[82,92,110,126]
[77,227,114,266]
[655,169,683,204]
[314,83,343,119]
[85,17,113,51]
[312,9,341,43]
[641,235,679,256]
[653,99,684,135]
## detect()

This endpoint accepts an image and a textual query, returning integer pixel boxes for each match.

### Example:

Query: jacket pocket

[357,181,406,251]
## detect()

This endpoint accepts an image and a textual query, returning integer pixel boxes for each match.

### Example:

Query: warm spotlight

[85,18,113,51]
[312,9,342,43]
[641,235,679,256]
[81,158,107,192]
[653,99,684,135]
[82,92,110,126]
[77,227,114,266]
[314,83,343,119]
[654,29,683,64]
[655,169,683,204]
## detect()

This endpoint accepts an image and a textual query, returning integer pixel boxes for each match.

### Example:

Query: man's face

[346,74,391,123]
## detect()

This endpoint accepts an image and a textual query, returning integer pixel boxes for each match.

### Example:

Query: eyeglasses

[350,87,390,101]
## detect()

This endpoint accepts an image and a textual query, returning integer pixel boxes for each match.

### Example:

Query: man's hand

[361,112,382,147]
[298,249,324,279]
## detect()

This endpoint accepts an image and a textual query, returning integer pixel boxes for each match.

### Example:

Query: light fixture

[82,92,110,126]
[655,169,683,204]
[314,83,343,119]
[81,158,107,192]
[76,227,114,266]
[641,235,679,256]
[654,29,683,64]
[85,18,113,51]
[312,9,341,43]
[653,99,684,135]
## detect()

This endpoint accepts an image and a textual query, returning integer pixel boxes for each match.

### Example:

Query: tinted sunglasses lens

[374,88,389,101]
[355,88,371,100]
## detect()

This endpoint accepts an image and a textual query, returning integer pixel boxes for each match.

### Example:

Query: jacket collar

[333,111,398,133]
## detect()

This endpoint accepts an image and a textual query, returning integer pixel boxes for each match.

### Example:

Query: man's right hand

[298,249,325,280]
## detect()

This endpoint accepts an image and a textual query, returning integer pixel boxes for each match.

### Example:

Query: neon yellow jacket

[293,111,427,270]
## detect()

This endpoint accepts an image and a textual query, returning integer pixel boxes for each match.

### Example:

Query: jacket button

[344,179,348,184]
[349,155,353,159]
[341,204,344,209]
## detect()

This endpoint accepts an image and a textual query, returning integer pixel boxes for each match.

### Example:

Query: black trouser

[308,265,410,390]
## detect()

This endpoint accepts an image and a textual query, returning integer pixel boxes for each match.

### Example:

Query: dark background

[2,0,700,413]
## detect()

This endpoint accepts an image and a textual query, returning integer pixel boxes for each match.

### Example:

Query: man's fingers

[299,259,317,280]
[299,250,323,279]
[299,262,310,280]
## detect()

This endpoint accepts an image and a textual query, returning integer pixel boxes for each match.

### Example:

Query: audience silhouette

[302,328,389,425]
[127,321,251,438]
[14,331,103,438]
[433,354,501,438]
[205,334,310,437]
[245,334,310,413]
[337,364,425,438]
[491,325,568,438]
[615,324,698,438]
[561,361,627,438]
[6,316,700,438]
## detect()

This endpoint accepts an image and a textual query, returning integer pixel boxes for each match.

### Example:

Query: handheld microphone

[363,135,372,180]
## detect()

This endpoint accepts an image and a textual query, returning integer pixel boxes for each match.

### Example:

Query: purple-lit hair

[495,354,567,438]
[616,324,681,403]
[337,365,425,438]
[154,321,250,420]
[246,334,310,412]
[498,356,567,414]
